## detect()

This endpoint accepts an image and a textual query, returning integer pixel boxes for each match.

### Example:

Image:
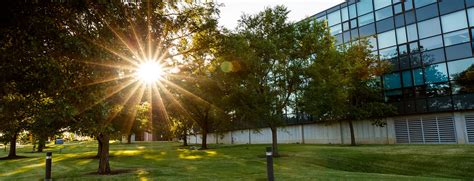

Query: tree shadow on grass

[0,156,29,160]
[85,168,136,176]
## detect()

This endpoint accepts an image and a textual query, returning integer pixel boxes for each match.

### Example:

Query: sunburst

[72,2,216,137]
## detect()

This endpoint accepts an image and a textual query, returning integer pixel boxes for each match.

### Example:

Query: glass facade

[312,0,474,115]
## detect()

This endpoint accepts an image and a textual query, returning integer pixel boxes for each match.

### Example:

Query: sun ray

[160,78,213,106]
[104,80,144,125]
[126,12,147,63]
[155,81,194,122]
[146,83,153,132]
[79,79,138,114]
[77,60,136,71]
[87,39,140,67]
[74,74,135,89]
[152,82,170,125]
[97,10,143,63]
[123,83,147,135]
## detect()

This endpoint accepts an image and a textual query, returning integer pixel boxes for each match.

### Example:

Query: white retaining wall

[186,111,474,145]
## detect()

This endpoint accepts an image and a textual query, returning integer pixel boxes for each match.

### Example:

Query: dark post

[266,147,274,181]
[45,152,52,181]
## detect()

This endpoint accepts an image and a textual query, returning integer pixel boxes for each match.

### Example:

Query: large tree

[0,1,85,158]
[216,6,330,156]
[301,39,395,146]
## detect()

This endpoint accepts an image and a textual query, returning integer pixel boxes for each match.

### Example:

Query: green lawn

[0,142,473,180]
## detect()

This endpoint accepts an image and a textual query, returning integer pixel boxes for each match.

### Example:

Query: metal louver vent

[438,116,456,143]
[466,115,474,143]
[423,118,439,143]
[393,115,456,144]
[395,120,409,143]
[408,119,424,143]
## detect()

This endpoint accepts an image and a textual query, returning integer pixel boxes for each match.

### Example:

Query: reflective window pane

[405,0,414,11]
[439,0,465,15]
[335,34,343,45]
[394,4,403,15]
[368,36,378,50]
[376,17,394,33]
[359,13,374,26]
[419,35,443,51]
[416,4,439,21]
[447,57,474,80]
[328,10,341,26]
[402,70,413,87]
[468,0,474,8]
[330,24,342,35]
[422,48,446,65]
[375,6,393,21]
[359,23,376,37]
[405,10,417,25]
[441,10,468,33]
[341,7,349,22]
[424,63,449,84]
[395,14,405,27]
[349,4,357,19]
[343,21,350,31]
[399,44,408,55]
[384,72,402,89]
[468,8,474,26]
[411,53,422,68]
[407,24,418,41]
[374,0,391,10]
[357,0,374,15]
[444,29,470,46]
[351,29,359,41]
[417,18,441,39]
[409,41,419,53]
[350,19,358,29]
[380,46,398,59]
[413,68,425,86]
[414,0,436,8]
[396,27,407,44]
[378,30,396,49]
[446,43,473,61]
[343,31,351,43]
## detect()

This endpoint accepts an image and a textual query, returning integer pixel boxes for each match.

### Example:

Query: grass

[0,142,473,180]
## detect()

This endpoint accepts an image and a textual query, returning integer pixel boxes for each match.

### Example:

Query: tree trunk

[182,134,188,146]
[37,137,46,152]
[349,120,356,146]
[96,136,102,158]
[201,130,207,150]
[127,134,132,144]
[8,133,17,158]
[97,133,111,175]
[270,126,279,157]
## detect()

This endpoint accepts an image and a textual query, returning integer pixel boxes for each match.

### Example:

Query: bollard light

[45,152,52,181]
[266,147,274,181]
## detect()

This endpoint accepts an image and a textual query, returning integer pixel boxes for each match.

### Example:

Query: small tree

[302,40,395,146]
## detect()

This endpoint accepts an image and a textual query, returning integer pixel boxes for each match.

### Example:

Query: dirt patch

[0,155,29,160]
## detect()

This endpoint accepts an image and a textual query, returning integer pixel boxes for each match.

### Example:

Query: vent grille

[466,115,474,143]
[394,115,456,144]
[395,120,409,143]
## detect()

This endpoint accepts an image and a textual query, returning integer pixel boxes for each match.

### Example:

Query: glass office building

[311,0,474,115]
[304,0,474,144]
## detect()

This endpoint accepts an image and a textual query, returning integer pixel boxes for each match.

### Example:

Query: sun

[136,61,165,83]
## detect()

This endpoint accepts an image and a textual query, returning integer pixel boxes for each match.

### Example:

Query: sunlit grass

[1,142,474,180]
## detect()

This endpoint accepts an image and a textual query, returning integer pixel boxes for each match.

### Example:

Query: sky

[216,0,345,29]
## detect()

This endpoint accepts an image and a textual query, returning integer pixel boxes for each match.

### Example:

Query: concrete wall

[186,111,474,145]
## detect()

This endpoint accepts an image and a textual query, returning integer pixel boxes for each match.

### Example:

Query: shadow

[85,168,136,176]
[0,156,29,160]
